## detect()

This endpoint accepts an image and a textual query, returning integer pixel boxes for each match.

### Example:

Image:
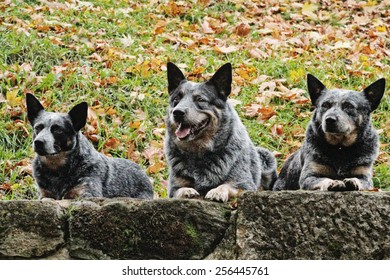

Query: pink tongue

[175,126,191,139]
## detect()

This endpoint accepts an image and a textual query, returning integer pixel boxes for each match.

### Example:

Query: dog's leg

[346,165,374,190]
[39,188,57,200]
[315,178,345,191]
[205,183,239,202]
[343,177,372,190]
[175,187,200,199]
[169,175,199,199]
[300,161,349,191]
[257,147,277,190]
[63,181,103,199]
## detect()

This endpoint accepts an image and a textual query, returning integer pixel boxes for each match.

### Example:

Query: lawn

[0,0,389,199]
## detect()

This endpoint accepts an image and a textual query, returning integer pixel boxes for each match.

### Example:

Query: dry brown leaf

[213,45,238,54]
[235,23,250,37]
[202,19,214,34]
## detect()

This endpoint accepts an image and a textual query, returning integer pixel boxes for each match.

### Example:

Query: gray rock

[0,200,66,258]
[68,198,231,259]
[236,191,390,259]
[205,210,237,260]
[1,192,390,260]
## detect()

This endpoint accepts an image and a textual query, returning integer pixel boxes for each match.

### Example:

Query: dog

[26,93,153,200]
[273,74,386,191]
[164,62,277,202]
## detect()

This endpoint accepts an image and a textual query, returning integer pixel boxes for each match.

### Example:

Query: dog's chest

[34,161,78,195]
[179,155,227,186]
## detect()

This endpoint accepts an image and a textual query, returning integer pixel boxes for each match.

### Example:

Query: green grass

[0,0,389,199]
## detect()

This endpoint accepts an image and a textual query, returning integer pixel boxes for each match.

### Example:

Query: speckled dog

[164,63,277,202]
[26,93,153,200]
[273,74,385,191]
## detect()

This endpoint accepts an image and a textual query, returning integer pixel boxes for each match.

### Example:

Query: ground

[0,0,389,199]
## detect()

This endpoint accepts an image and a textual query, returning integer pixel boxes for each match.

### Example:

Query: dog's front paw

[40,197,55,202]
[175,187,200,199]
[205,184,238,202]
[328,180,346,191]
[343,178,362,191]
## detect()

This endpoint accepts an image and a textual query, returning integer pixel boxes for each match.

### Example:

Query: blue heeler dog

[26,93,153,199]
[164,63,277,202]
[273,74,386,191]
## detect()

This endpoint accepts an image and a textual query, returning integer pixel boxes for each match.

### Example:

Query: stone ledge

[237,191,390,259]
[0,191,389,259]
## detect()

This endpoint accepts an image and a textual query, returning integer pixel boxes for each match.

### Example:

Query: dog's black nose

[34,139,45,151]
[173,109,186,121]
[325,116,337,125]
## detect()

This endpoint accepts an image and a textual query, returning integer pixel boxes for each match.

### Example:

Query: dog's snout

[34,139,44,150]
[325,116,337,125]
[173,108,186,121]
[34,139,46,154]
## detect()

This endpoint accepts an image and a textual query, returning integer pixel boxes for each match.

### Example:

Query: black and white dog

[273,75,386,191]
[26,93,153,199]
[164,63,277,202]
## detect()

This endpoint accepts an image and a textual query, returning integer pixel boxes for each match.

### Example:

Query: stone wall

[1,191,389,259]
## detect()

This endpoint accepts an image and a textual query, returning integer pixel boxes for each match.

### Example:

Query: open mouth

[175,118,210,141]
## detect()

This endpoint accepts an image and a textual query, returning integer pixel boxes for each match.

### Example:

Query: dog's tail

[257,147,277,190]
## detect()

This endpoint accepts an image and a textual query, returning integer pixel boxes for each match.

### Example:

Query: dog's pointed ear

[207,63,232,100]
[363,78,385,112]
[26,93,45,125]
[167,62,186,95]
[307,74,326,106]
[68,102,88,132]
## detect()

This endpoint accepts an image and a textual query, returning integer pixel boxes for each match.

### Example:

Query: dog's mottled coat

[164,63,277,201]
[26,94,153,200]
[273,74,386,191]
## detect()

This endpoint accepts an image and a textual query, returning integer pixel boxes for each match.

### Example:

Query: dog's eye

[34,124,44,133]
[342,102,355,110]
[51,125,63,135]
[321,102,332,109]
[172,95,182,106]
[194,96,207,103]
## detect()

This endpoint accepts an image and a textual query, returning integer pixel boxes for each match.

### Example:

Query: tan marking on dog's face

[309,162,335,177]
[175,187,200,199]
[324,130,358,147]
[39,150,72,170]
[205,183,238,202]
[63,184,87,199]
[351,166,371,177]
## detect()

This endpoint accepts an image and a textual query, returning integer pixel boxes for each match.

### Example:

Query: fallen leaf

[129,120,142,129]
[202,19,214,34]
[302,2,318,20]
[147,160,166,174]
[271,124,284,136]
[243,104,276,120]
[235,23,250,37]
[6,89,23,106]
[104,138,120,149]
[213,45,238,54]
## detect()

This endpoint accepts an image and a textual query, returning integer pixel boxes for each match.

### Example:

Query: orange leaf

[129,120,141,129]
[236,23,250,37]
[104,138,120,149]
[147,161,166,174]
